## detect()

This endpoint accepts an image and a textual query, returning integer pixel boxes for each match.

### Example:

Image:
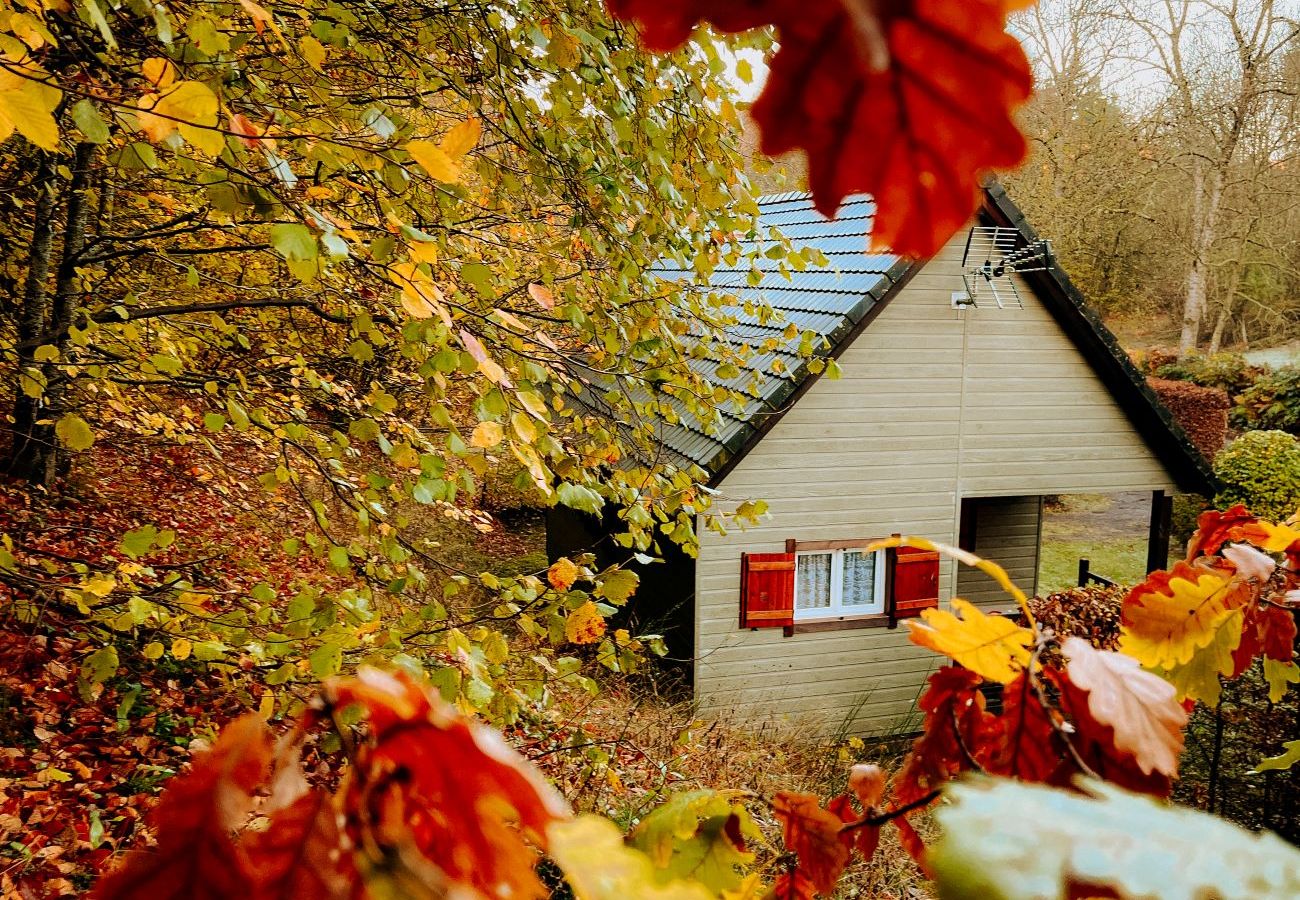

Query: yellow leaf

[298,34,326,70]
[548,815,713,900]
[389,261,451,326]
[141,57,176,89]
[906,598,1033,684]
[1119,565,1238,670]
[407,240,439,264]
[142,641,164,660]
[1150,608,1243,705]
[258,692,275,720]
[548,558,580,591]
[171,638,193,660]
[407,139,459,183]
[139,81,222,155]
[1246,521,1300,553]
[470,421,504,449]
[517,389,549,420]
[511,411,537,443]
[565,600,607,645]
[440,117,481,159]
[0,67,62,152]
[1264,658,1300,703]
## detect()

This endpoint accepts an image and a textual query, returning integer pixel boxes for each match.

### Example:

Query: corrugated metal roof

[570,192,905,476]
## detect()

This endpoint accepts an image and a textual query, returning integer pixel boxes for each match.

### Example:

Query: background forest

[1005,0,1300,354]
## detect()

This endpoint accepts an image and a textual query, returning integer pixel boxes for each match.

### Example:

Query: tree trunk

[6,151,60,482]
[1180,164,1225,355]
[7,142,98,486]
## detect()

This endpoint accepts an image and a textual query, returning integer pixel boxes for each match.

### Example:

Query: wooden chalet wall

[955,495,1043,606]
[693,230,1176,733]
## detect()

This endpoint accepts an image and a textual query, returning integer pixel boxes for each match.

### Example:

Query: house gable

[691,222,1187,731]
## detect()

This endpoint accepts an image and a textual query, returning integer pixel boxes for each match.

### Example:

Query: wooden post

[1077,558,1090,588]
[1147,490,1174,574]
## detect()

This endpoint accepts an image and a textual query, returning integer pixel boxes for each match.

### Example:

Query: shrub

[1212,430,1300,521]
[1148,377,1231,461]
[1154,352,1261,396]
[1026,585,1125,651]
[1232,365,1300,434]
[1171,492,1209,549]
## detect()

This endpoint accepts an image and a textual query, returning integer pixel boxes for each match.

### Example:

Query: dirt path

[1044,491,1151,541]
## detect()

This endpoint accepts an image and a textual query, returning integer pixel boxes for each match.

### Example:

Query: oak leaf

[93,714,274,899]
[1062,637,1186,778]
[606,0,1033,258]
[629,790,757,893]
[771,792,850,896]
[1150,608,1243,706]
[906,598,1032,683]
[978,673,1058,783]
[1119,563,1240,670]
[242,790,356,900]
[325,668,570,900]
[894,666,990,804]
[1185,504,1256,559]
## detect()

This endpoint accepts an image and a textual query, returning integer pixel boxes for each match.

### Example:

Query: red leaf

[607,0,1033,257]
[94,714,274,900]
[243,791,356,900]
[325,668,570,900]
[893,666,989,804]
[826,793,880,861]
[771,791,851,896]
[979,673,1059,783]
[1185,504,1256,559]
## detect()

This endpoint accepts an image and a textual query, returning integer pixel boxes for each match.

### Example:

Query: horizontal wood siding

[693,229,1176,735]
[955,496,1042,608]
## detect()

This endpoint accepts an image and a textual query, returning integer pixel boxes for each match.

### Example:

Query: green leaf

[629,790,758,893]
[121,524,167,559]
[71,99,110,144]
[595,568,639,606]
[328,545,351,570]
[203,412,226,432]
[55,414,95,451]
[557,482,603,515]
[1252,740,1300,773]
[81,646,119,686]
[309,642,343,677]
[269,223,318,262]
[929,777,1300,900]
[191,640,227,661]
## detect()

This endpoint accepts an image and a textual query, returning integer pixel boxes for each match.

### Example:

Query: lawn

[1037,493,1180,594]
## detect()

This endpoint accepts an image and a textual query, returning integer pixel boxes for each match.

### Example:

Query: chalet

[549,183,1215,735]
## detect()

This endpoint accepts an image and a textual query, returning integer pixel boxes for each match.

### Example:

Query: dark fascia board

[706,257,921,487]
[980,180,1218,496]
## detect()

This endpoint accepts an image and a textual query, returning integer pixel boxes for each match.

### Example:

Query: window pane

[796,553,832,610]
[841,551,877,607]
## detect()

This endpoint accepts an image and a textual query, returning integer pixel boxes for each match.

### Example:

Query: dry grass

[531,678,936,898]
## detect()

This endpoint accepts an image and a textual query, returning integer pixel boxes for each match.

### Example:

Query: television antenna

[951,226,1053,310]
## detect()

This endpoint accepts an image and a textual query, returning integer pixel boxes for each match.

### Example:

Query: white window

[794,548,886,619]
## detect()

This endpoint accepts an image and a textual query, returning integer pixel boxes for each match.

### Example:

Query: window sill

[785,614,892,636]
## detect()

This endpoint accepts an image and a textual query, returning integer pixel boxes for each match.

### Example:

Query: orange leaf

[324,668,570,899]
[1120,562,1243,670]
[771,792,850,896]
[547,557,580,591]
[243,790,356,900]
[893,666,989,805]
[606,0,1033,257]
[1063,637,1187,778]
[94,714,274,899]
[528,282,556,310]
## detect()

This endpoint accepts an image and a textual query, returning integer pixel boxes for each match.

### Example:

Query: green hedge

[1213,430,1300,521]
[1232,365,1300,435]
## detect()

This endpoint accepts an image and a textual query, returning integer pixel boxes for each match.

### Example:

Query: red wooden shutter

[892,546,940,618]
[740,552,795,628]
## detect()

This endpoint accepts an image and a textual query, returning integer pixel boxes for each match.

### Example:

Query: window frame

[793,547,887,621]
